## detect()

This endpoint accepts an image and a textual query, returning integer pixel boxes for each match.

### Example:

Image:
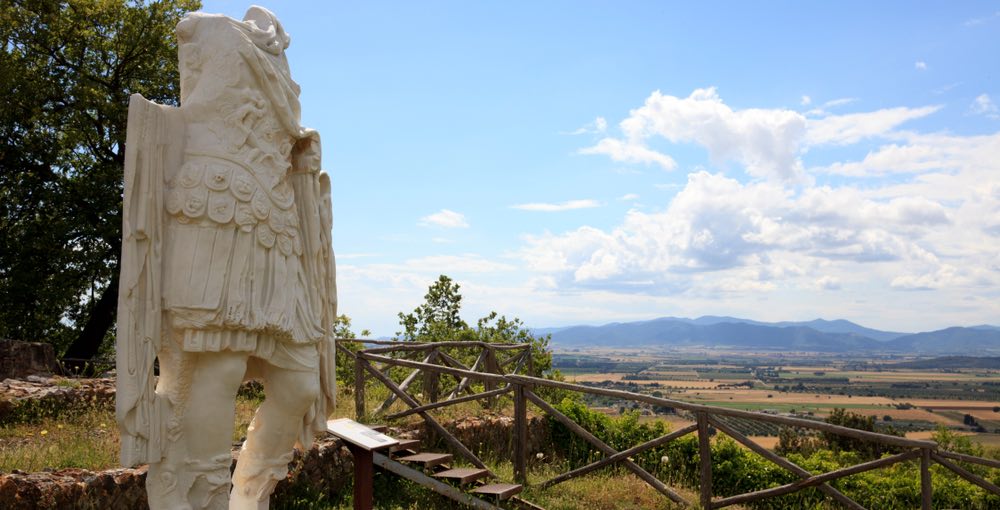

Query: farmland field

[554,349,1000,448]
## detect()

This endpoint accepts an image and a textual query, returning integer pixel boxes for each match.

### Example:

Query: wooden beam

[540,424,698,489]
[374,350,437,415]
[921,448,932,510]
[364,341,529,354]
[359,358,494,476]
[932,453,1000,497]
[712,450,919,508]
[373,452,504,510]
[937,449,1000,470]
[445,350,488,400]
[698,413,712,509]
[361,353,508,384]
[524,389,688,505]
[386,386,512,420]
[354,356,365,419]
[513,385,527,485]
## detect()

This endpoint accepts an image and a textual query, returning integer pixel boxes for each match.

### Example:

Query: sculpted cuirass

[161,13,323,349]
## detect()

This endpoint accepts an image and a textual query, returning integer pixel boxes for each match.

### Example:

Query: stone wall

[425,413,554,463]
[0,377,115,425]
[0,340,57,380]
[0,436,354,510]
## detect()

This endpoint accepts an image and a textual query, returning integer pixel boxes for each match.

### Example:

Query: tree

[0,0,199,365]
[397,275,468,341]
[332,315,371,389]
[397,275,552,375]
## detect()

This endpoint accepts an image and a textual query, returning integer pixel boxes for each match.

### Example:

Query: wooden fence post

[513,384,527,485]
[525,347,534,377]
[698,412,712,509]
[484,347,499,409]
[422,349,440,404]
[921,447,932,510]
[355,355,366,420]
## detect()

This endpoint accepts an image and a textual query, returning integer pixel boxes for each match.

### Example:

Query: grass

[0,405,117,472]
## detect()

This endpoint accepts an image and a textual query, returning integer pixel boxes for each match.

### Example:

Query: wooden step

[471,483,523,500]
[390,438,421,453]
[396,452,453,469]
[432,467,491,485]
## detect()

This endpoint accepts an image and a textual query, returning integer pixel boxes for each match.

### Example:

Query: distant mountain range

[536,316,1000,355]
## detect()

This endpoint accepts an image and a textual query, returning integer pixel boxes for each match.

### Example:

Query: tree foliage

[0,0,200,359]
[396,275,552,375]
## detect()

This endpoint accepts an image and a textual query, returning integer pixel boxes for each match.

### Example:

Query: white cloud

[801,95,812,106]
[564,116,609,135]
[964,11,1000,26]
[419,209,469,228]
[823,97,858,109]
[971,94,999,119]
[805,105,941,145]
[511,199,602,212]
[819,131,1000,179]
[579,88,940,183]
[579,137,677,170]
[620,193,640,201]
[519,170,973,296]
[815,276,841,290]
[583,88,808,181]
[915,61,928,71]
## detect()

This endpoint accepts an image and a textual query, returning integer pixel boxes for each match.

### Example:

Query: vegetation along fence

[337,339,1000,509]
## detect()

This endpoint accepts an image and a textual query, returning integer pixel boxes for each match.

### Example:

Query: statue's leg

[181,350,251,510]
[230,364,320,510]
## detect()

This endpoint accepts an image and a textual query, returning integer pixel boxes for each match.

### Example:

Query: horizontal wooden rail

[362,341,530,354]
[507,374,937,450]
[937,449,1000,470]
[359,352,509,384]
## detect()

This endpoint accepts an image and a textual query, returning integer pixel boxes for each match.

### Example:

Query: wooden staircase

[367,425,531,509]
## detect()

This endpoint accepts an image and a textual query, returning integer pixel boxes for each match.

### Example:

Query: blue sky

[200,1,1000,336]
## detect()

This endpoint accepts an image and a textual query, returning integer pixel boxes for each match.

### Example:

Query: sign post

[326,418,399,510]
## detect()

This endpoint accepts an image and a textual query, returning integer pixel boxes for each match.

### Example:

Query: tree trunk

[61,271,119,375]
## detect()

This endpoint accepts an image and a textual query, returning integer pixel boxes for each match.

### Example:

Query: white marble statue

[115,6,337,509]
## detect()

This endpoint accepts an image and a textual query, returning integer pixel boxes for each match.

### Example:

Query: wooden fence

[337,339,1000,509]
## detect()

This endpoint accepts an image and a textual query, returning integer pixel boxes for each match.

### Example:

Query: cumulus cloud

[579,88,939,183]
[613,88,807,181]
[801,95,812,106]
[419,209,469,228]
[511,199,602,212]
[520,170,965,294]
[620,193,640,201]
[915,61,928,71]
[971,94,999,118]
